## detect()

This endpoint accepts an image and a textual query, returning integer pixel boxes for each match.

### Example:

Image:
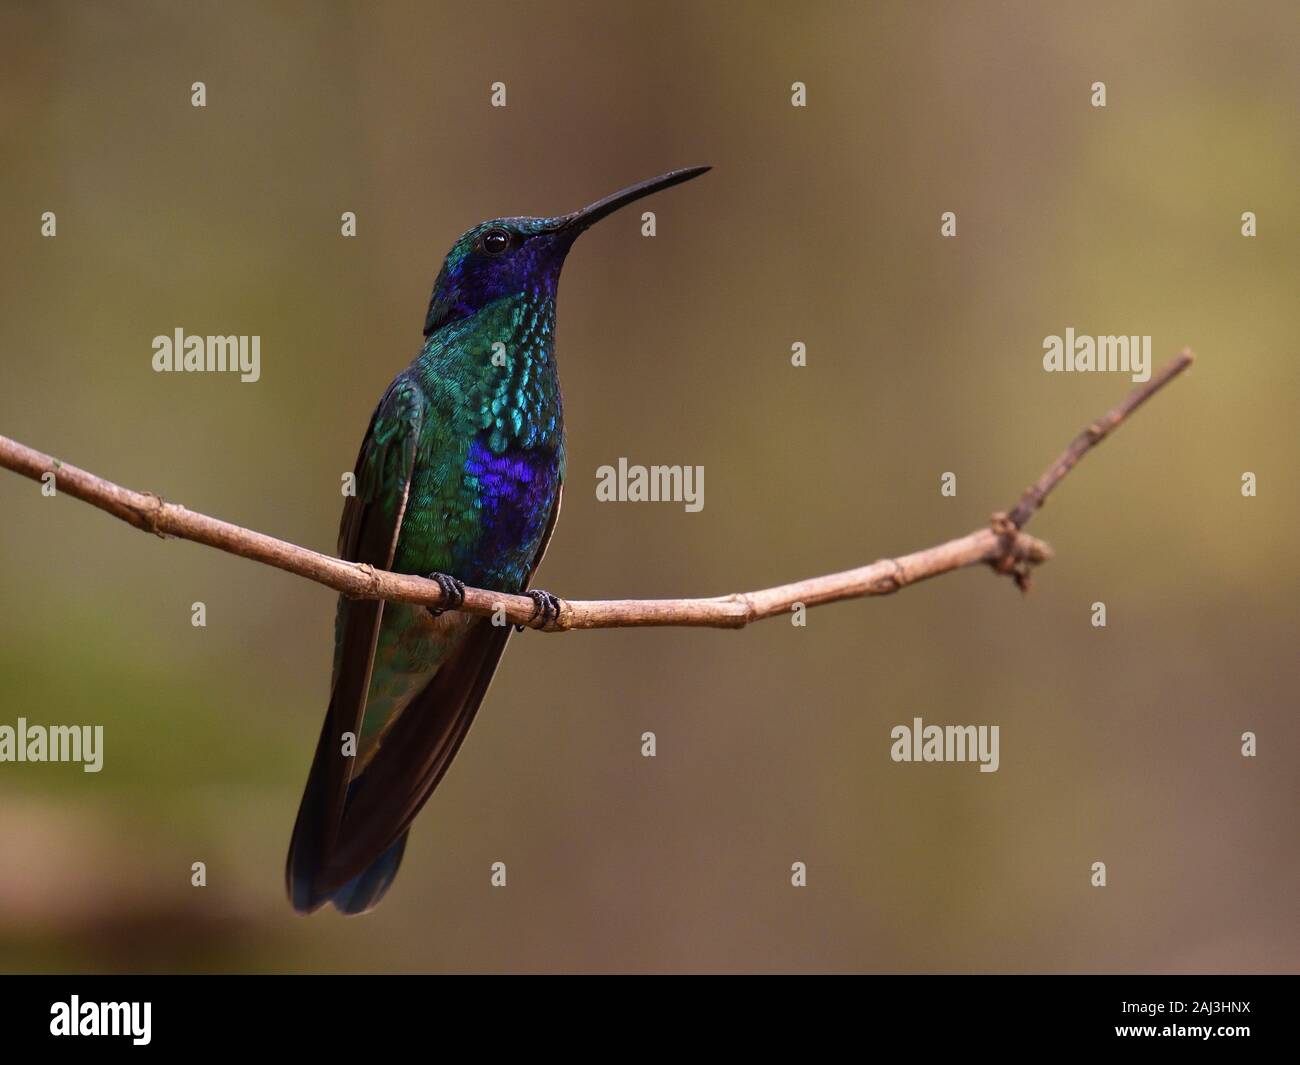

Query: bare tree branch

[0,351,1194,631]
[1005,352,1196,529]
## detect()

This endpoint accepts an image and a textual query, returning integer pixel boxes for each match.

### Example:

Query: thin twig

[0,351,1194,630]
[1006,352,1194,529]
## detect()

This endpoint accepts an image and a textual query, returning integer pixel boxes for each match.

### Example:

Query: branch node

[351,562,380,600]
[729,592,758,626]
[868,559,906,595]
[130,491,169,539]
[989,512,1050,593]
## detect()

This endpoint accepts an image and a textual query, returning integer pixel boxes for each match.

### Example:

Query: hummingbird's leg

[515,589,562,632]
[425,572,466,618]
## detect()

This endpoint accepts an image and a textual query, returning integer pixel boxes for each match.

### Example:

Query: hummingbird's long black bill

[556,166,711,233]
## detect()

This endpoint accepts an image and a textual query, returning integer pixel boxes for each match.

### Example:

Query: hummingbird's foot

[425,572,466,617]
[515,589,562,632]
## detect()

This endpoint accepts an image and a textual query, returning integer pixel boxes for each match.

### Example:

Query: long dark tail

[325,832,408,915]
[288,776,409,916]
[287,617,513,915]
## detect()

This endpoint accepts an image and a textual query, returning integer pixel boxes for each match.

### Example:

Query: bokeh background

[0,1,1295,973]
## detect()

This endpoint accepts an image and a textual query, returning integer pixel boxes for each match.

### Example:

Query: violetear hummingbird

[287,166,710,914]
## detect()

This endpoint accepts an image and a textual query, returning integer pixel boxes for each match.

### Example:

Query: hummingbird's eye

[481,227,511,255]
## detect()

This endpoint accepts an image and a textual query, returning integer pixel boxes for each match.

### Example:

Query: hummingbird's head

[422,166,710,336]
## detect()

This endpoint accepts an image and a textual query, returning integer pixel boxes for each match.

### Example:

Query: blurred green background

[0,0,1295,973]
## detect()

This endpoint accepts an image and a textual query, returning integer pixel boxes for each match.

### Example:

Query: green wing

[286,376,424,913]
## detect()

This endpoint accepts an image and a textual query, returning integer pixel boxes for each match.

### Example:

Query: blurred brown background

[0,1,1295,973]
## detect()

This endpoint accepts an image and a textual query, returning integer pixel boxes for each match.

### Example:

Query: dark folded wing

[286,376,424,911]
[316,481,564,893]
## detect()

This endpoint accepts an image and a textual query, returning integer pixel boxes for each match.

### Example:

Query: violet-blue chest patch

[461,435,559,587]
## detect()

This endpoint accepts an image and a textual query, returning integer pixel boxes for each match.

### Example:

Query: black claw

[426,572,465,617]
[515,589,561,632]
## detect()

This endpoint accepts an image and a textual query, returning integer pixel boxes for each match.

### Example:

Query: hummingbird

[287,166,711,914]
